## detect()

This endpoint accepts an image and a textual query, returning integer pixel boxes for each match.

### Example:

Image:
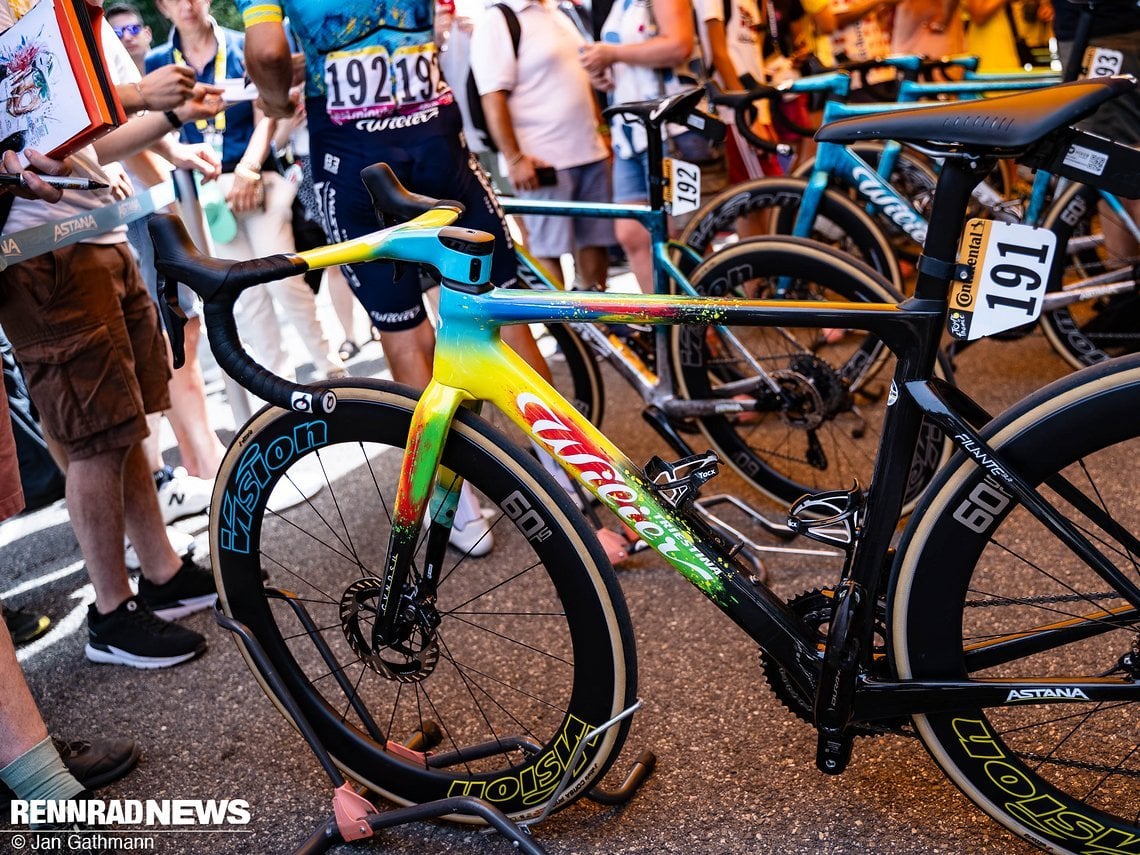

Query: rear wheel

[1039,182,1140,369]
[212,381,636,820]
[678,176,902,291]
[672,237,948,514]
[892,356,1140,851]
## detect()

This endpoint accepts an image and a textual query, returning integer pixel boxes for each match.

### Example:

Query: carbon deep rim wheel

[212,381,636,821]
[891,355,1140,852]
[671,236,947,513]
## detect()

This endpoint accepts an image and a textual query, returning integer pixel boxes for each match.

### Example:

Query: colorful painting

[0,0,87,154]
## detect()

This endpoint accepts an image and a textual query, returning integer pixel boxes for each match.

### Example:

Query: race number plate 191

[947,219,1056,341]
[663,157,701,216]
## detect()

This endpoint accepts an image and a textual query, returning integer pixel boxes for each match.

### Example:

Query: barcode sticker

[1062,144,1108,176]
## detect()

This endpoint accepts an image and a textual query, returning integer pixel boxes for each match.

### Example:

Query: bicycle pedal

[645,452,721,511]
[786,484,863,549]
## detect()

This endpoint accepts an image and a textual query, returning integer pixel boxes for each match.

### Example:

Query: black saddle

[816,76,1136,153]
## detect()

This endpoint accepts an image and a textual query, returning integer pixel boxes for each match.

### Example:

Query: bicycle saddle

[361,162,463,225]
[602,87,725,142]
[816,75,1136,151]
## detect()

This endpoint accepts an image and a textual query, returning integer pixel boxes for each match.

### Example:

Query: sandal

[338,340,360,361]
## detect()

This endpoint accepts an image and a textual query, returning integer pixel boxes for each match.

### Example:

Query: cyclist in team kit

[237,0,551,388]
[236,0,600,557]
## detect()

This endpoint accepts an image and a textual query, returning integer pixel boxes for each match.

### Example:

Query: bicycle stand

[214,606,546,855]
[215,601,656,855]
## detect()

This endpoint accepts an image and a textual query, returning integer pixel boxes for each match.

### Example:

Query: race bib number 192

[947,219,1056,341]
[324,43,443,124]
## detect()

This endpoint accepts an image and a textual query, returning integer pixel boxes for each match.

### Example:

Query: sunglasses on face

[113,23,145,37]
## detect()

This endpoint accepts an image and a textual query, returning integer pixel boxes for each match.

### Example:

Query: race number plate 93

[663,157,701,216]
[947,219,1056,341]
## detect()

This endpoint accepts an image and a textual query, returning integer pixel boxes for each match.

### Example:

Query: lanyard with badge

[172,20,228,155]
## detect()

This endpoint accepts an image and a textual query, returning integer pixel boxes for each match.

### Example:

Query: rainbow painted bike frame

[293,194,940,710]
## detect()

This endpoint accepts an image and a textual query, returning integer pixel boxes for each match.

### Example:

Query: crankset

[760,589,908,736]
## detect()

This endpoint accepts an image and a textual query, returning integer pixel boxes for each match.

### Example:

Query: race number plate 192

[947,219,1057,341]
[663,157,701,216]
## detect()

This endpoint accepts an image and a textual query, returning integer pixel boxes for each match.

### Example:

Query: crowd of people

[0,0,1135,841]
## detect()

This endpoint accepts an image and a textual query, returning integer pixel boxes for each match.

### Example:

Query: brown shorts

[0,242,171,461]
[0,394,24,521]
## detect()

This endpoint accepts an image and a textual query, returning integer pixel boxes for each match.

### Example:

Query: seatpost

[1062,4,1095,83]
[912,155,996,301]
[644,125,668,213]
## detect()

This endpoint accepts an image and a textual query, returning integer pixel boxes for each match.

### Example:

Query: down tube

[436,307,820,677]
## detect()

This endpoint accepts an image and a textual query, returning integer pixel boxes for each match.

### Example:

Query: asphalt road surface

[2,327,1081,855]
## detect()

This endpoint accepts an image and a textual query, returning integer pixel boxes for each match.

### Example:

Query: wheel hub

[340,577,440,683]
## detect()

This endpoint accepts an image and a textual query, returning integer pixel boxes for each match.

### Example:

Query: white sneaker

[445,484,494,558]
[125,527,197,571]
[156,467,213,524]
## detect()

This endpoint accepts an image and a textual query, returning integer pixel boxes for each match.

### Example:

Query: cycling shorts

[307,101,517,331]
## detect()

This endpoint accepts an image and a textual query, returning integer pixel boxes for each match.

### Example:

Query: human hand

[256,88,299,120]
[579,42,614,76]
[104,163,134,201]
[169,142,222,182]
[139,65,198,110]
[226,173,264,214]
[507,153,549,192]
[175,82,226,123]
[1,149,70,202]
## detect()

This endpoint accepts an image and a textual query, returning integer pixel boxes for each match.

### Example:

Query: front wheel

[891,355,1140,852]
[672,237,949,514]
[212,381,636,821]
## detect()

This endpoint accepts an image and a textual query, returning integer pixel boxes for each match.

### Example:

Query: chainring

[760,588,909,736]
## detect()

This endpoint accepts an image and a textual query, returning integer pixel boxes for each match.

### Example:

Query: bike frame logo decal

[1004,687,1090,703]
[516,392,724,591]
[852,164,928,243]
[219,420,330,554]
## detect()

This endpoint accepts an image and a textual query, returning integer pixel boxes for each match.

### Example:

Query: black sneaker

[0,738,140,802]
[52,737,140,790]
[3,604,51,644]
[86,597,206,669]
[136,555,217,620]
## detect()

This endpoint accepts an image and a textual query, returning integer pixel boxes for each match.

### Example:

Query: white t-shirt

[599,0,688,158]
[469,0,606,170]
[5,21,136,242]
[697,0,766,84]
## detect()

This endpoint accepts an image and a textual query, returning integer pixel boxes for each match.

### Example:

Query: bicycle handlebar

[150,164,493,413]
[704,79,795,157]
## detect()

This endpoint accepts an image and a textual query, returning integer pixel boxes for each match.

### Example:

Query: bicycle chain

[966,591,1118,608]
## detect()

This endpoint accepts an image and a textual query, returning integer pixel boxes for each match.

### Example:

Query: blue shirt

[145,22,257,172]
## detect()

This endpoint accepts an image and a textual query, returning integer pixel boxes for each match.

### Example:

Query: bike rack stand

[215,604,656,854]
[214,607,547,855]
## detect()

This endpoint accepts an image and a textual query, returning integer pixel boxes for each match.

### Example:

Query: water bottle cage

[786,484,864,551]
[644,452,721,511]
